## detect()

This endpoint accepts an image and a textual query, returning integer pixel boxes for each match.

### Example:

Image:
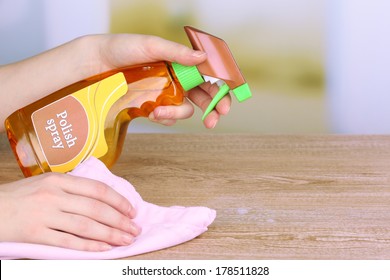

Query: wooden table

[1,133,390,259]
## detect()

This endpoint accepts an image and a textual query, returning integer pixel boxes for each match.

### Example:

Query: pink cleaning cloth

[0,157,216,259]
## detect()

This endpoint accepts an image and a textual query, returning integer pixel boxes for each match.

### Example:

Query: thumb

[101,34,207,69]
[139,36,207,65]
[140,35,207,66]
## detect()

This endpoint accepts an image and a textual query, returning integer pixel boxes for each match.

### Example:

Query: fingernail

[211,120,217,129]
[209,118,217,129]
[149,108,165,120]
[128,205,136,218]
[99,244,112,251]
[220,104,231,115]
[131,223,142,236]
[155,107,169,119]
[192,50,206,58]
[122,234,134,245]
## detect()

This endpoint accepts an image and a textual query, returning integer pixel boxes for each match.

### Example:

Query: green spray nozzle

[172,26,252,123]
[202,83,230,120]
[202,82,252,120]
[171,62,252,121]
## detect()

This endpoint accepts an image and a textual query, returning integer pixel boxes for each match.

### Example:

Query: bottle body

[5,62,184,177]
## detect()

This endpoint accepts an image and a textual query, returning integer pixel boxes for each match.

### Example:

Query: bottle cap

[171,63,204,91]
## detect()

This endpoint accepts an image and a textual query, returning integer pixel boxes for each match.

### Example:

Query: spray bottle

[5,26,252,177]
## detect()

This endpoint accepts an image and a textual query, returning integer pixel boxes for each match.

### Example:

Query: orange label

[32,96,89,165]
[31,73,128,173]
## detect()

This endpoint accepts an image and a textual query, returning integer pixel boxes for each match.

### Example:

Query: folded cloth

[0,157,216,259]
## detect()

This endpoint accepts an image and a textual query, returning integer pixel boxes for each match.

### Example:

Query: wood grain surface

[1,133,390,259]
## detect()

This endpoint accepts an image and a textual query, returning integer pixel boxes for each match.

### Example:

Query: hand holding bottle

[88,33,232,129]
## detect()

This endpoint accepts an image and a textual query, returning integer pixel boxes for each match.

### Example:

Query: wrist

[70,35,108,79]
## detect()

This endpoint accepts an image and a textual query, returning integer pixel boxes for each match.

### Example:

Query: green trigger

[202,83,230,121]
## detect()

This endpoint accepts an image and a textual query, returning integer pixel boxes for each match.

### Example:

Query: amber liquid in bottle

[5,62,184,177]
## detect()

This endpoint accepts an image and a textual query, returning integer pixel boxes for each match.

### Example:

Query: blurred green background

[110,0,326,133]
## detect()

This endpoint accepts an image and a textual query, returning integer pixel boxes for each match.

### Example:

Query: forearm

[0,36,98,132]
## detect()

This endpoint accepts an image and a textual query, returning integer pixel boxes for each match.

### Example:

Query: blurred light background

[1,0,389,134]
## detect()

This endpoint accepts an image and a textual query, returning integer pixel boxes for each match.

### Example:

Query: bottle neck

[105,62,182,126]
[170,62,205,91]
